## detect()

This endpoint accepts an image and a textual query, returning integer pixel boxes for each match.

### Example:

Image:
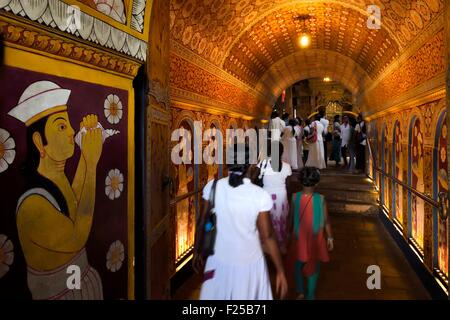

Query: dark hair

[21,116,69,216]
[296,117,303,126]
[227,143,251,187]
[282,113,289,120]
[271,110,279,119]
[334,115,340,122]
[268,141,283,172]
[305,119,311,126]
[299,167,320,187]
[314,113,321,121]
[319,110,325,118]
[288,119,297,135]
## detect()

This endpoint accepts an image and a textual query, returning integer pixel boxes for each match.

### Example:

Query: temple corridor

[0,0,449,301]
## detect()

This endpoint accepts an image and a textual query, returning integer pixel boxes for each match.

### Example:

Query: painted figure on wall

[411,119,425,250]
[437,119,448,277]
[394,121,403,224]
[8,81,103,299]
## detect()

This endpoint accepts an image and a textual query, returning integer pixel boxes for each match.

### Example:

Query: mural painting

[411,118,425,250]
[174,121,196,263]
[0,66,129,299]
[79,0,127,23]
[394,121,404,225]
[436,115,448,277]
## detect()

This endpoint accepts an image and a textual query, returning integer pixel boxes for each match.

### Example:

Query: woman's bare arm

[257,211,288,299]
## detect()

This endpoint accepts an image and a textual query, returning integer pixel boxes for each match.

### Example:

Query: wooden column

[146,0,172,299]
[445,0,450,298]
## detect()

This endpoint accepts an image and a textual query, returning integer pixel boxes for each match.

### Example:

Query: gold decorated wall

[367,97,448,285]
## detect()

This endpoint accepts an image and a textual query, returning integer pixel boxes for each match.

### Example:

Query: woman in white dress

[281,120,298,170]
[294,117,304,169]
[193,144,288,300]
[305,115,326,169]
[258,142,292,254]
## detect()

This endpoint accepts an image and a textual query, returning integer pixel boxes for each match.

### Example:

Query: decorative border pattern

[0,17,141,77]
[131,0,146,33]
[0,0,147,61]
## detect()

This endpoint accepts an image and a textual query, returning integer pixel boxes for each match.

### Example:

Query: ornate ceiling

[170,0,444,87]
[255,49,372,102]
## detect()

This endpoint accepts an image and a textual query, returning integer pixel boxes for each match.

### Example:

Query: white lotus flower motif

[106,240,124,272]
[105,169,124,200]
[95,0,126,24]
[0,128,16,174]
[0,234,14,279]
[104,94,123,125]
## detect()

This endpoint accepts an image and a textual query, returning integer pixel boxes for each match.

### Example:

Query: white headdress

[8,81,71,126]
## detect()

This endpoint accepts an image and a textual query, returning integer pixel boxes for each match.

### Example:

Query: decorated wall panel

[433,110,448,279]
[393,120,404,225]
[0,61,133,299]
[368,97,446,286]
[410,117,425,250]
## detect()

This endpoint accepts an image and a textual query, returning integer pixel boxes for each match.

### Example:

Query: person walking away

[319,111,330,167]
[340,116,351,168]
[330,115,342,166]
[258,142,292,254]
[303,119,311,164]
[287,167,334,300]
[294,117,304,169]
[305,115,326,169]
[355,114,367,174]
[281,119,298,170]
[348,117,357,172]
[282,113,290,126]
[269,110,285,141]
[193,144,288,300]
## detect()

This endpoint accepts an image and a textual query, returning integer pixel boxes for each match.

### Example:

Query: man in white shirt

[269,110,285,141]
[355,114,367,173]
[340,116,351,167]
[319,111,330,167]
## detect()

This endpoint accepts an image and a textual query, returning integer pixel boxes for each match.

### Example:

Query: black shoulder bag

[202,179,218,258]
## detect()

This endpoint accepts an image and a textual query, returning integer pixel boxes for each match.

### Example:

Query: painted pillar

[146,0,171,299]
[402,140,409,240]
[445,0,450,298]
[423,145,434,270]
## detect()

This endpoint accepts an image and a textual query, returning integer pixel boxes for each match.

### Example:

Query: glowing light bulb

[324,77,331,82]
[299,34,310,48]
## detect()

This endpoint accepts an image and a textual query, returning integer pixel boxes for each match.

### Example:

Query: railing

[367,137,449,290]
[366,138,448,221]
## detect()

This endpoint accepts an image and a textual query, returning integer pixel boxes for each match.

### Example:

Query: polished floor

[173,165,430,300]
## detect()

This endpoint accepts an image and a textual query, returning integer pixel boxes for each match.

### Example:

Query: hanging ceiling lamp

[295,14,311,49]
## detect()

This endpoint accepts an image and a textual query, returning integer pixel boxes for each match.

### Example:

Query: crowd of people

[191,110,367,301]
[193,145,333,300]
[269,110,367,174]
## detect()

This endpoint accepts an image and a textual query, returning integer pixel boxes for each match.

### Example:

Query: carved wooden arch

[429,99,446,140]
[172,109,197,131]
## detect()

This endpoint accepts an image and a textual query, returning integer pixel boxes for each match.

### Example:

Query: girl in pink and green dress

[287,167,334,300]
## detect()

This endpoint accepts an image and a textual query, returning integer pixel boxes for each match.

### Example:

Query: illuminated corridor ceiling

[170,0,444,113]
